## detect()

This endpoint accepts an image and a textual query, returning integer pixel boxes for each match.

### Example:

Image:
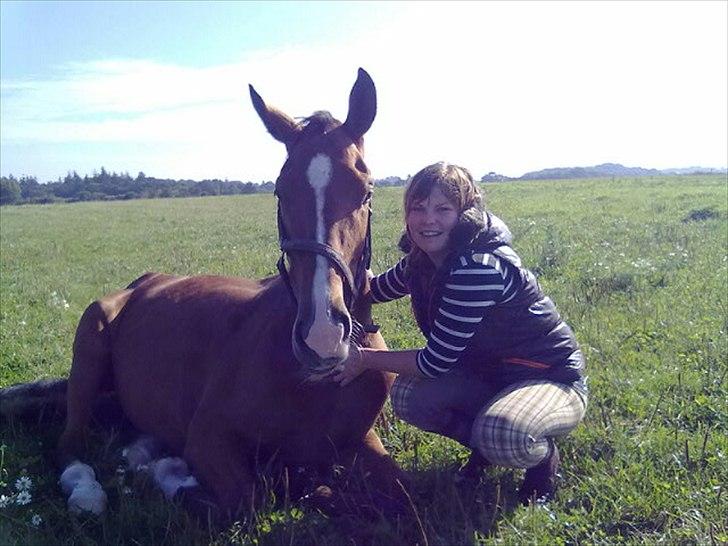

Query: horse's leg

[333,428,411,516]
[57,296,126,514]
[180,420,257,521]
[357,428,410,493]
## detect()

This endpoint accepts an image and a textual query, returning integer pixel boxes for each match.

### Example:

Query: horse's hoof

[300,485,338,513]
[60,461,107,515]
[68,481,107,515]
[149,457,199,499]
[122,435,161,471]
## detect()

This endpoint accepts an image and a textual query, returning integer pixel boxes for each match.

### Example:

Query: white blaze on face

[304,153,347,360]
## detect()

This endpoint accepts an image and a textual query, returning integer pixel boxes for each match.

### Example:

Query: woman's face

[406,186,459,266]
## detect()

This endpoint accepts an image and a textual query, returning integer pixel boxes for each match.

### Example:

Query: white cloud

[1,1,726,181]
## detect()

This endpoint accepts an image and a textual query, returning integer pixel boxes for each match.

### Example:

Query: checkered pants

[390,371,586,469]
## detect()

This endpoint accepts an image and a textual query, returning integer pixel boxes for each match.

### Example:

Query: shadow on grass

[1,416,527,546]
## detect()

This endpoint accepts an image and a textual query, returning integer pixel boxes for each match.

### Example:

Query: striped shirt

[370,249,520,378]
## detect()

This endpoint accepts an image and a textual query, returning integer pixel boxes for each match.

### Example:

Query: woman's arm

[333,347,423,386]
[369,258,409,303]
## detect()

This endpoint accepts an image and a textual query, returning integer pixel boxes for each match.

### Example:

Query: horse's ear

[341,68,377,142]
[249,84,301,146]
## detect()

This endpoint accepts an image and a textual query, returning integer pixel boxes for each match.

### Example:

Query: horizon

[3,161,727,186]
[1,1,727,182]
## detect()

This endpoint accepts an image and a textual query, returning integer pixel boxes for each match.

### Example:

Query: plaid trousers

[390,371,586,469]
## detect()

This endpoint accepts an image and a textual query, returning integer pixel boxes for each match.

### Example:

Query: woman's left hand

[333,346,367,386]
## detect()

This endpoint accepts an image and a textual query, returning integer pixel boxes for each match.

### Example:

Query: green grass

[1,175,727,545]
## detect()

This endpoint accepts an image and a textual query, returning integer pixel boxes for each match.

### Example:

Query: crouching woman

[334,162,587,503]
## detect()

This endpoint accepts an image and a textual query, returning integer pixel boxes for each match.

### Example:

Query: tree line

[0,169,278,206]
[0,169,410,206]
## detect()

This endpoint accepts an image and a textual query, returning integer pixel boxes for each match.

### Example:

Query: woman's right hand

[333,346,368,386]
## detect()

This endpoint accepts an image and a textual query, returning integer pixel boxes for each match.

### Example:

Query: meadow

[0,175,726,545]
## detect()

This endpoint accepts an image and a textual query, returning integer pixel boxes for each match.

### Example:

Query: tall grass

[1,176,726,544]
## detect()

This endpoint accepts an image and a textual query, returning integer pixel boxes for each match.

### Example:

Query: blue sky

[1,0,726,182]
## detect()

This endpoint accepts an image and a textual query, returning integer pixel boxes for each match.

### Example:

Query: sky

[1,0,726,183]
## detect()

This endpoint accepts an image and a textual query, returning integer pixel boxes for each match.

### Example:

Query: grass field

[1,175,726,545]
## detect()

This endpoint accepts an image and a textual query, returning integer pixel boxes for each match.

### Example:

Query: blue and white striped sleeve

[416,252,518,378]
[370,258,410,303]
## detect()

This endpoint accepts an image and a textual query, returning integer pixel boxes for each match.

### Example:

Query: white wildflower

[31,513,43,526]
[15,490,31,505]
[122,487,132,496]
[15,476,32,491]
[0,494,12,508]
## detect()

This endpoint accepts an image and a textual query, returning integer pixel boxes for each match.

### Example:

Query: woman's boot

[454,449,491,485]
[518,441,560,505]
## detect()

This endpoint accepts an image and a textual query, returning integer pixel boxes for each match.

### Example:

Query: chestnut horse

[54,69,404,518]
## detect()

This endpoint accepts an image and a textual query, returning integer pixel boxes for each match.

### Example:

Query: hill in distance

[515,163,727,181]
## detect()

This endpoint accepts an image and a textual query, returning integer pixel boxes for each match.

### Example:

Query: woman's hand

[333,346,367,386]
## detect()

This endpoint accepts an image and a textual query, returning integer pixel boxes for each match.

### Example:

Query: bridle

[275,199,379,346]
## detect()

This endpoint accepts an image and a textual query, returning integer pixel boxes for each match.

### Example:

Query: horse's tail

[0,378,68,421]
[1,377,126,428]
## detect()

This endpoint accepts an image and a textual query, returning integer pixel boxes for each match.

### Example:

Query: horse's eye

[355,158,369,175]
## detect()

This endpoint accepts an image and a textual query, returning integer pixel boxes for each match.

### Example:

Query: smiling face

[406,186,459,267]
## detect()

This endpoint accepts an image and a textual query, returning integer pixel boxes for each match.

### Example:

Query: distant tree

[481,172,508,183]
[375,176,406,187]
[259,181,275,193]
[18,176,43,200]
[0,176,21,205]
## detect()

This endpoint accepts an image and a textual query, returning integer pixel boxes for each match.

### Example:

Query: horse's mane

[298,111,341,137]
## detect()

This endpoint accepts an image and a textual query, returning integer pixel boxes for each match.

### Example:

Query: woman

[334,162,587,504]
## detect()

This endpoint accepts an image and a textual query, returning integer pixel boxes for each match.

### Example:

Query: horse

[48,68,405,518]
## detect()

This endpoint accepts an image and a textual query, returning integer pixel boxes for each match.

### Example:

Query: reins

[276,203,379,347]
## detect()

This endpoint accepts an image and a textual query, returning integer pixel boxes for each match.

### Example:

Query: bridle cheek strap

[276,206,376,344]
[279,238,356,304]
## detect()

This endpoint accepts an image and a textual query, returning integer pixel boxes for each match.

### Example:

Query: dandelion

[15,490,31,505]
[15,476,32,491]
[0,494,12,508]
[31,513,43,527]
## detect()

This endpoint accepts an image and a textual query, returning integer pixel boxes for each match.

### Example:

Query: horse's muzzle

[292,322,350,375]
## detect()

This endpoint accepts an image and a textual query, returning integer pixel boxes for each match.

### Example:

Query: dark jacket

[401,211,586,392]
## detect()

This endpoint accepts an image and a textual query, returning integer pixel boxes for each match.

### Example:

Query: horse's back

[96,272,289,450]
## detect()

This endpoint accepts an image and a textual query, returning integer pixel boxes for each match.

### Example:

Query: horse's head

[249,68,376,376]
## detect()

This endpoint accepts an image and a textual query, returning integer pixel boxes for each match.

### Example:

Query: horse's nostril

[330,308,352,341]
